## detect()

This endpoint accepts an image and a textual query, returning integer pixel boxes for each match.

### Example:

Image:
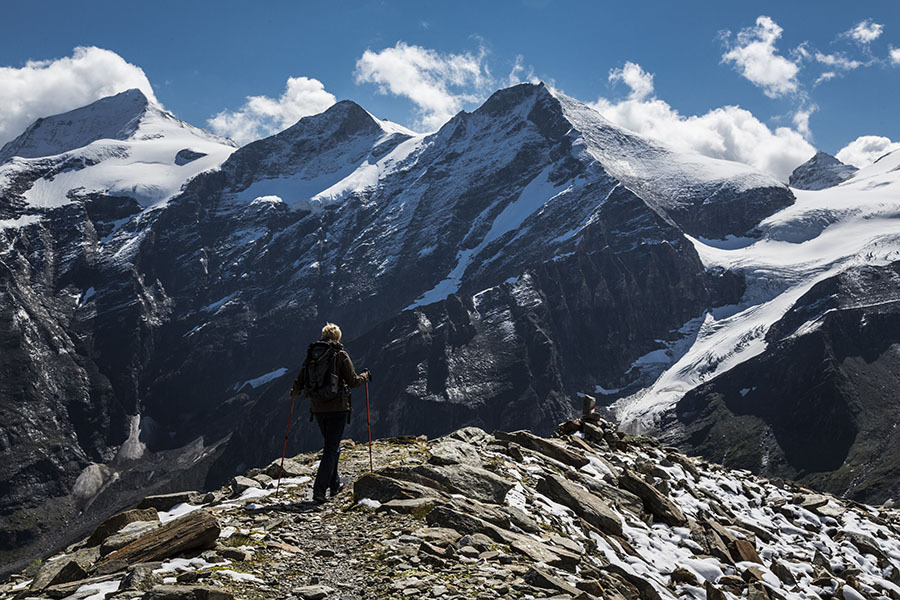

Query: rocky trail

[3,415,899,600]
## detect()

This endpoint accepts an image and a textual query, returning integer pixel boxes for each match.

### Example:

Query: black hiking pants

[313,411,347,498]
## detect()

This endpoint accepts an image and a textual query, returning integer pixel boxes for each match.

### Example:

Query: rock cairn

[2,415,899,600]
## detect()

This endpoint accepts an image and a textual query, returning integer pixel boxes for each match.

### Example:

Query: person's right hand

[363,369,372,382]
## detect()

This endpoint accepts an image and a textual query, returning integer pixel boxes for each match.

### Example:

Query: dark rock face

[666,262,900,504]
[789,151,858,191]
[0,83,791,575]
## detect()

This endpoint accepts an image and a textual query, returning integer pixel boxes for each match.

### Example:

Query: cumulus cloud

[354,42,491,131]
[0,46,157,147]
[207,76,336,145]
[891,47,900,66]
[846,19,884,44]
[591,62,815,181]
[836,135,900,168]
[721,16,800,98]
[608,61,654,100]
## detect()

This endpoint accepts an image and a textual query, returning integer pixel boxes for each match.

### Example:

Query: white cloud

[846,19,884,44]
[591,62,814,181]
[815,71,838,85]
[890,47,900,66]
[0,46,157,147]
[721,16,800,98]
[814,52,864,71]
[836,135,900,168]
[508,55,539,86]
[207,76,336,145]
[792,105,817,139]
[354,42,491,131]
[608,61,654,100]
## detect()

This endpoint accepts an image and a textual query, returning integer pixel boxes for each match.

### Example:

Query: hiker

[291,323,370,504]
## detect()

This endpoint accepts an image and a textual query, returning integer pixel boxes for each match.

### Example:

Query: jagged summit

[789,150,858,190]
[0,89,152,161]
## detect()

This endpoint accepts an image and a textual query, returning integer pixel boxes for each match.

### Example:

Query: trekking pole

[365,381,374,472]
[275,391,297,498]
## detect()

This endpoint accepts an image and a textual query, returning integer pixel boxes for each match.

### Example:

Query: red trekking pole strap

[365,381,373,472]
[275,392,296,498]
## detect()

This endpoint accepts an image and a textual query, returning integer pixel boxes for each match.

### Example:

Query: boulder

[445,426,490,446]
[263,456,312,479]
[119,562,164,592]
[93,510,220,575]
[87,508,159,546]
[411,527,462,547]
[353,472,445,504]
[493,430,589,468]
[143,584,233,600]
[536,473,622,536]
[730,538,763,564]
[100,521,161,556]
[618,470,687,527]
[230,476,261,495]
[30,547,100,590]
[137,492,203,512]
[292,585,335,600]
[376,498,438,514]
[409,464,514,504]
[525,566,581,596]
[704,581,728,600]
[428,439,483,468]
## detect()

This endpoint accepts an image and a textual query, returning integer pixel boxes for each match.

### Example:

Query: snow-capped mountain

[2,81,898,576]
[788,150,858,191]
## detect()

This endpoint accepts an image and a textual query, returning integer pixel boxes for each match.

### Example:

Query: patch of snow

[158,502,203,523]
[235,367,288,392]
[0,214,41,230]
[75,579,121,600]
[358,498,382,509]
[407,165,568,308]
[214,569,263,583]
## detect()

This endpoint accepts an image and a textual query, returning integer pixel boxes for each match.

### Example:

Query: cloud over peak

[354,42,491,131]
[0,46,157,147]
[207,77,336,146]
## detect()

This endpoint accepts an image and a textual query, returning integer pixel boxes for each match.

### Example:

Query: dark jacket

[292,341,368,413]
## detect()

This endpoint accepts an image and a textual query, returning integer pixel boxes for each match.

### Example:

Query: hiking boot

[329,482,345,497]
[312,492,327,504]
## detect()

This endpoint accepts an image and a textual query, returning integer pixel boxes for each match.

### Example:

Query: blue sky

[1,1,898,179]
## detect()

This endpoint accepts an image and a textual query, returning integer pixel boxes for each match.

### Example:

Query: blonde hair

[321,322,342,342]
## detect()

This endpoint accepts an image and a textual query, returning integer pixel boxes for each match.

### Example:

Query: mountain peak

[276,99,383,143]
[789,150,858,190]
[0,88,153,162]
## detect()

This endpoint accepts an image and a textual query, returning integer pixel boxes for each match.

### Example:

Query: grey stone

[119,563,164,592]
[100,521,161,556]
[493,431,589,468]
[137,492,204,512]
[428,439,484,468]
[143,584,233,600]
[411,527,462,547]
[536,473,622,537]
[618,470,687,527]
[230,476,261,495]
[87,508,159,547]
[524,566,580,596]
[291,584,334,600]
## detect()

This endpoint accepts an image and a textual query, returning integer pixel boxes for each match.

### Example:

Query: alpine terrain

[1,81,898,579]
[2,415,899,600]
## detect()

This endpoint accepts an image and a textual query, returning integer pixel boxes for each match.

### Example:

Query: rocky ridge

[3,415,899,600]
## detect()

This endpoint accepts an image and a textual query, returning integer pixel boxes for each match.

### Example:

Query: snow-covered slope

[613,149,900,432]
[0,89,236,212]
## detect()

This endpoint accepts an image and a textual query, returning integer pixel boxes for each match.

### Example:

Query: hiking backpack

[299,341,343,401]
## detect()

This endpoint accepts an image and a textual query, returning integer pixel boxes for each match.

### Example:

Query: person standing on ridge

[291,323,370,504]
